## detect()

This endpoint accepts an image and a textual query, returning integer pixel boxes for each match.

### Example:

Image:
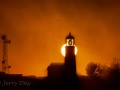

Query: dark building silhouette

[47,33,77,79]
[47,63,64,79]
[46,33,78,90]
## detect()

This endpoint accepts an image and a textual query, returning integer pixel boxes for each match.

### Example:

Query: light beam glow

[61,44,77,56]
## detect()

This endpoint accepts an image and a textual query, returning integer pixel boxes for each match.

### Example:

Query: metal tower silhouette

[1,35,11,73]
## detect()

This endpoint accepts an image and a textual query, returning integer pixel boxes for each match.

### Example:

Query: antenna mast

[1,35,11,73]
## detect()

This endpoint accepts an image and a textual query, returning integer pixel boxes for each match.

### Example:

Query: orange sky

[0,0,120,77]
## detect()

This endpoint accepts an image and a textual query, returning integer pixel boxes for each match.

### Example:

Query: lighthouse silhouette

[64,33,76,78]
[47,33,77,79]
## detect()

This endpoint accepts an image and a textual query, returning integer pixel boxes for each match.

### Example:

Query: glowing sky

[0,0,120,76]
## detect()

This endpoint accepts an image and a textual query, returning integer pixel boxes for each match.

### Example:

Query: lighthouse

[47,33,77,79]
[64,33,77,78]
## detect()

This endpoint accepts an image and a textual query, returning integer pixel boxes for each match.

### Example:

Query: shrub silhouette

[85,62,98,76]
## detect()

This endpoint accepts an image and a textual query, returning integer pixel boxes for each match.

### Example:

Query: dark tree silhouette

[85,62,98,76]
[109,58,120,78]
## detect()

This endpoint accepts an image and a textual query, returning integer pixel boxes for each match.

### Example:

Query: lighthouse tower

[64,33,76,78]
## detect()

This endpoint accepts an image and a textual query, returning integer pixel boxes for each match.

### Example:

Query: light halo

[61,44,77,56]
